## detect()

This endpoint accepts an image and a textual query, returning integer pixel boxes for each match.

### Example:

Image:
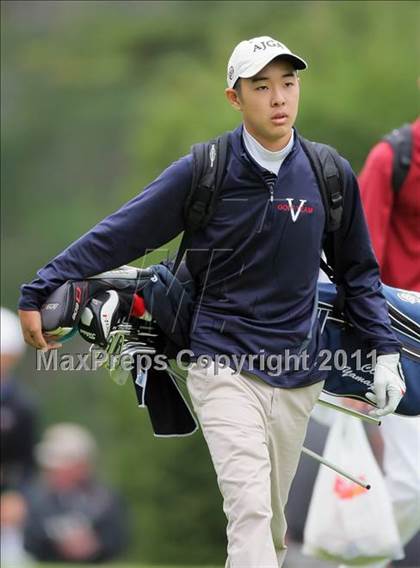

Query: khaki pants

[187,361,324,568]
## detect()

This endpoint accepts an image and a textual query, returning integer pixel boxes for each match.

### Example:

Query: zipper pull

[269,184,274,203]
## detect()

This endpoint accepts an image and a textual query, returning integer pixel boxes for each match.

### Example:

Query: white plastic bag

[303,414,403,565]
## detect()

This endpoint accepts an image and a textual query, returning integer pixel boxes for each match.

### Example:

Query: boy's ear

[225,87,242,111]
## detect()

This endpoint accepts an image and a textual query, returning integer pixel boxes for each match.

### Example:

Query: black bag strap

[186,132,230,230]
[298,135,345,284]
[383,123,412,193]
[173,132,230,273]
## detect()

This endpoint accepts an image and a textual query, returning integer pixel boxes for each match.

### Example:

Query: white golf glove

[366,353,406,417]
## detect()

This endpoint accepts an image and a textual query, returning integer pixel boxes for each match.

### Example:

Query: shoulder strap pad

[383,123,412,193]
[299,136,345,233]
[299,135,346,285]
[173,132,230,273]
[185,132,230,231]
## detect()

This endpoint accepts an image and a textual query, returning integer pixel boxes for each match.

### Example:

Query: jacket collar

[229,123,301,172]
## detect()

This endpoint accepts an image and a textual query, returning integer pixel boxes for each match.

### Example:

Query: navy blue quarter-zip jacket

[19,126,400,387]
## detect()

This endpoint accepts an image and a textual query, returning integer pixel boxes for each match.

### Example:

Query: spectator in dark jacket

[1,307,37,493]
[23,423,128,563]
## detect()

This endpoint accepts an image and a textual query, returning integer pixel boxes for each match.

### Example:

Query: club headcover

[41,281,91,340]
[78,290,121,348]
[40,267,153,341]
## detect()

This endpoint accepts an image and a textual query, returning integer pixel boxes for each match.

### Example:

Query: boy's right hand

[18,310,62,350]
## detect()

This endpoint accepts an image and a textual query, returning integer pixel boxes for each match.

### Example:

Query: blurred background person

[340,116,420,568]
[1,307,37,493]
[1,307,36,565]
[359,118,420,292]
[23,422,128,564]
[1,491,33,567]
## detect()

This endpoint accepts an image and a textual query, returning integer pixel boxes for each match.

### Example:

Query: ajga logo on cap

[252,39,286,52]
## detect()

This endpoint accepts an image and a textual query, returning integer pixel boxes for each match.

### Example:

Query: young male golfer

[19,37,405,567]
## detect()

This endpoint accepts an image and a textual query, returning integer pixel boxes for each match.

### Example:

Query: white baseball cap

[1,307,26,357]
[227,36,307,88]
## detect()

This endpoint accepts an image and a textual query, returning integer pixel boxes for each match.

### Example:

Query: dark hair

[233,78,242,94]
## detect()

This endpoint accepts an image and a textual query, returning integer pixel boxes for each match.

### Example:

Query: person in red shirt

[358,118,420,291]
[353,120,420,568]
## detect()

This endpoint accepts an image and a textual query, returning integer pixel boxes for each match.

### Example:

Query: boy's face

[225,58,300,150]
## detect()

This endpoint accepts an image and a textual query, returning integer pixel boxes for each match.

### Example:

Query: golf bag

[41,265,198,436]
[41,265,420,432]
[318,283,420,416]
